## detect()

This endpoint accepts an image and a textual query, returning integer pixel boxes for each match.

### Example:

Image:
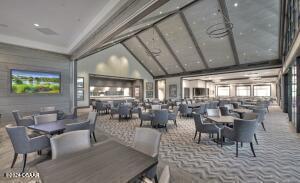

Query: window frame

[235,85,251,97]
[253,84,271,97]
[216,85,230,97]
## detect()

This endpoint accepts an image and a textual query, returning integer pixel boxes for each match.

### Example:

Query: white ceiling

[184,68,280,84]
[0,0,123,54]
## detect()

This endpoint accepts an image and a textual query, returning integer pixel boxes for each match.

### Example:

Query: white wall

[182,79,215,98]
[165,77,181,99]
[77,44,154,106]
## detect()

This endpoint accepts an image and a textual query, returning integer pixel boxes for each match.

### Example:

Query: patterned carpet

[95,106,300,183]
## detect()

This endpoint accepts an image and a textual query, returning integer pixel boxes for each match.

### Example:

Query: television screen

[11,69,61,94]
[193,88,208,96]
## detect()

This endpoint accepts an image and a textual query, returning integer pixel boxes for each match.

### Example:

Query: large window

[217,86,230,96]
[236,86,251,96]
[253,85,271,96]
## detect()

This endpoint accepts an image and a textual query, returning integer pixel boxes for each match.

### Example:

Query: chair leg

[236,141,238,157]
[254,133,259,145]
[221,136,223,147]
[22,154,27,173]
[154,175,159,183]
[250,142,256,157]
[261,122,266,131]
[165,124,168,132]
[92,132,97,142]
[11,153,18,168]
[198,132,201,144]
[174,120,177,127]
[241,142,243,147]
[140,120,143,127]
[193,130,198,140]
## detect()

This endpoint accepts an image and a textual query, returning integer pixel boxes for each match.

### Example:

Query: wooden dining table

[206,115,238,124]
[27,118,84,135]
[36,140,158,183]
[231,108,252,118]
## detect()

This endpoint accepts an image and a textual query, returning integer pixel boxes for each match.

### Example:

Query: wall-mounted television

[193,88,208,96]
[11,69,61,94]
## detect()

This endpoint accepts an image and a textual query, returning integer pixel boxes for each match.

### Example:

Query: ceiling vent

[35,28,58,35]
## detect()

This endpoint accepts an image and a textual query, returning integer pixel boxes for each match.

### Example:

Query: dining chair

[6,125,50,172]
[221,119,257,157]
[50,130,91,160]
[243,112,259,144]
[179,104,192,118]
[168,107,178,127]
[138,108,153,127]
[65,120,90,132]
[207,109,221,117]
[40,106,55,112]
[96,101,107,115]
[224,104,234,110]
[219,107,240,118]
[12,110,34,127]
[133,128,162,183]
[159,165,170,183]
[193,113,220,144]
[118,104,130,121]
[152,105,161,110]
[152,110,169,131]
[87,111,98,142]
[253,108,267,131]
[34,113,57,124]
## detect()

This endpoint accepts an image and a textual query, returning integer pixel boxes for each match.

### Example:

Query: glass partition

[90,86,131,97]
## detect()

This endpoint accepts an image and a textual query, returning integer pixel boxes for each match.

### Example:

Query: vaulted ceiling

[119,0,281,78]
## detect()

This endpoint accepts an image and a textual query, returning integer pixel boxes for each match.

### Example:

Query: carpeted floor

[1,105,300,183]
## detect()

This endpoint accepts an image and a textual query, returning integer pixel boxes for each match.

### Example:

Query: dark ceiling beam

[221,75,279,82]
[153,59,282,79]
[121,43,155,77]
[179,11,209,69]
[217,0,240,65]
[136,35,168,75]
[279,0,286,59]
[153,25,186,72]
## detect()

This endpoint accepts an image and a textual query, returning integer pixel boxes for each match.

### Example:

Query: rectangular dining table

[27,118,84,135]
[36,140,158,183]
[207,115,238,124]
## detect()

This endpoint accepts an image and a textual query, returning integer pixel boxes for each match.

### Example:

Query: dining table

[27,118,85,135]
[36,140,158,183]
[231,108,252,118]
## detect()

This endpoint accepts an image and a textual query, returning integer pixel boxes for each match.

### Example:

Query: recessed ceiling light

[159,11,162,14]
[202,42,206,46]
[268,48,272,51]
[176,6,180,9]
[184,64,187,66]
[252,28,256,31]
[209,59,212,62]
[197,61,200,64]
[234,3,238,7]
[193,21,196,25]
[33,23,39,27]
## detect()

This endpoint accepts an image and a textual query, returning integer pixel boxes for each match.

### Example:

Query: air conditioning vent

[35,28,58,35]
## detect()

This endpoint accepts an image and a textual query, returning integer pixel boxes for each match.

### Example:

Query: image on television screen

[11,69,61,94]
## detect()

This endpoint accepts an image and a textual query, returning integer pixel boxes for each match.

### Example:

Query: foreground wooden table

[207,116,238,124]
[36,140,158,183]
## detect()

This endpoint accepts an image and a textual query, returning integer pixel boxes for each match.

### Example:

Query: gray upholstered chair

[219,106,240,118]
[133,128,162,182]
[12,110,34,127]
[34,113,57,124]
[87,111,98,142]
[168,107,178,127]
[193,113,220,144]
[110,102,119,119]
[40,106,55,112]
[118,104,130,121]
[253,108,267,131]
[152,104,161,110]
[221,119,257,157]
[50,130,91,160]
[243,112,259,144]
[179,104,192,118]
[6,125,50,172]
[152,110,169,132]
[96,101,107,115]
[65,120,90,132]
[161,104,169,110]
[138,108,153,127]
[224,104,234,110]
[159,166,170,183]
[207,109,221,117]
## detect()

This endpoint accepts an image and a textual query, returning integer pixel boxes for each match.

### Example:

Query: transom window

[253,85,271,96]
[236,86,251,96]
[217,86,230,96]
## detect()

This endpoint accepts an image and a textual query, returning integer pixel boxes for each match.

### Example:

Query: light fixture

[206,9,233,39]
[234,3,238,7]
[33,23,40,27]
[145,29,161,57]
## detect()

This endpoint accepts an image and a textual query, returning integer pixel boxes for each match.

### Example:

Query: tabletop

[27,118,83,135]
[207,116,238,124]
[36,140,158,183]
[232,108,252,114]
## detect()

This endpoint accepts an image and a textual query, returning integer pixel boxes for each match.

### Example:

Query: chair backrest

[224,104,234,110]
[5,125,30,154]
[253,108,267,123]
[193,113,205,130]
[50,130,91,159]
[152,110,168,126]
[65,120,90,132]
[172,107,179,115]
[180,104,189,114]
[34,113,57,124]
[118,105,130,115]
[207,109,221,117]
[243,113,258,121]
[87,111,97,131]
[12,110,22,122]
[219,106,229,116]
[152,105,161,110]
[133,128,161,157]
[176,101,181,106]
[159,165,170,183]
[40,106,56,112]
[233,119,257,142]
